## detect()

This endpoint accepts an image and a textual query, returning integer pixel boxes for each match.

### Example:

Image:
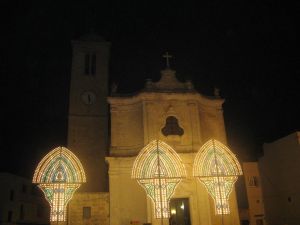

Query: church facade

[68,34,241,225]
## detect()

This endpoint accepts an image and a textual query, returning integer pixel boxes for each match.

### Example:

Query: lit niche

[33,147,86,222]
[193,139,242,215]
[132,140,186,218]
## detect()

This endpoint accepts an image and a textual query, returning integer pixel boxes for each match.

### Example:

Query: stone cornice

[108,92,224,108]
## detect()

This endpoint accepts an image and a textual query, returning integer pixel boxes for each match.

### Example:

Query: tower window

[91,54,96,75]
[84,53,96,76]
[85,54,90,75]
[162,116,184,136]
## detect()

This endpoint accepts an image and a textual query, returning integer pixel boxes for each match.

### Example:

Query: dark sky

[1,1,299,178]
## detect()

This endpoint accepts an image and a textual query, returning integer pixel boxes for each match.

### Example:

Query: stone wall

[68,192,109,225]
[242,162,265,225]
[259,132,300,225]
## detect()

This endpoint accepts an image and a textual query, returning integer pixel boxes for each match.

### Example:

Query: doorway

[169,198,191,225]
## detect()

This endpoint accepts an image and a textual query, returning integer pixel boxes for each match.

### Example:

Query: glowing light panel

[193,139,242,215]
[33,147,86,221]
[132,140,186,218]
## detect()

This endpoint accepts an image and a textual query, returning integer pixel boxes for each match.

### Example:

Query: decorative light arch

[132,140,186,218]
[33,147,86,222]
[193,139,242,215]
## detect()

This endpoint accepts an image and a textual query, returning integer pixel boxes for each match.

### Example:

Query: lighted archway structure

[193,139,242,215]
[33,147,86,222]
[132,140,186,218]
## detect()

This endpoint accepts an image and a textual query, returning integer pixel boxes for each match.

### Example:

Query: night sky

[1,1,299,179]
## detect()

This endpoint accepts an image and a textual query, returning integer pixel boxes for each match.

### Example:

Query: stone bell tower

[67,33,110,192]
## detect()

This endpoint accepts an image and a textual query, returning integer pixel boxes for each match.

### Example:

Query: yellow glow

[180,202,184,210]
[171,209,176,215]
[193,139,242,215]
[132,140,186,218]
[32,147,86,221]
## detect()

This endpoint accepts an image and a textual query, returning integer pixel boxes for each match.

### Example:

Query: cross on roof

[162,52,173,68]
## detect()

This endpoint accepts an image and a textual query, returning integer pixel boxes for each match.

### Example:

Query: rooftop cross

[162,52,173,68]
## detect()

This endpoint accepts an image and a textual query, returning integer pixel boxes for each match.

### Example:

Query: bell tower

[67,33,110,192]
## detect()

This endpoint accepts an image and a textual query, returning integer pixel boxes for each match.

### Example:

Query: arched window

[91,53,96,75]
[84,54,90,75]
[161,116,184,136]
[84,53,96,75]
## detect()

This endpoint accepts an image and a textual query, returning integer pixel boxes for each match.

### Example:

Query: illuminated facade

[33,147,86,222]
[193,139,242,215]
[107,66,241,225]
[132,140,186,218]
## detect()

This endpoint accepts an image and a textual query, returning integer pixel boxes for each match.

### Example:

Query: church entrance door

[169,198,191,225]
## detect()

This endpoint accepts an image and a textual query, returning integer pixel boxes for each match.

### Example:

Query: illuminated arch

[193,139,242,215]
[33,146,86,184]
[132,140,186,218]
[33,147,86,222]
